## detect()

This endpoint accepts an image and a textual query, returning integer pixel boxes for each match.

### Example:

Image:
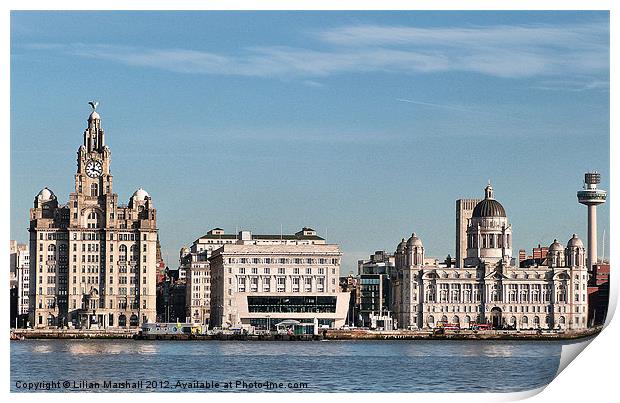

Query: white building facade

[208,229,349,329]
[394,184,588,331]
[10,241,30,317]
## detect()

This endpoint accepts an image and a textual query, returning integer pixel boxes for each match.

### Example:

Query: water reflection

[136,344,159,355]
[11,339,567,393]
[31,344,52,354]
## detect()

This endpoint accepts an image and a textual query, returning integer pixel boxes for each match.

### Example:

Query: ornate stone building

[28,104,158,329]
[393,183,588,331]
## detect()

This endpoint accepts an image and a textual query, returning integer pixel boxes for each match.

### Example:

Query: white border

[2,2,616,403]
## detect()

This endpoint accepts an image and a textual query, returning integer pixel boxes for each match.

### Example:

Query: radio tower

[577,172,607,272]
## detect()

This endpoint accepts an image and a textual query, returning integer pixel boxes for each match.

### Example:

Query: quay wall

[11,327,602,341]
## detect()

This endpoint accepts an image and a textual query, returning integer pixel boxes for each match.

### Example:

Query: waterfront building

[357,251,397,328]
[28,103,158,329]
[182,227,343,327]
[180,228,236,325]
[393,182,589,331]
[10,241,30,322]
[208,228,349,329]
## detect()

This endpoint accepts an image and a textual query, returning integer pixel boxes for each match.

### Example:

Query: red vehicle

[436,321,461,330]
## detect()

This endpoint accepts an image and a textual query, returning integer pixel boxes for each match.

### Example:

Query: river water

[11,339,571,392]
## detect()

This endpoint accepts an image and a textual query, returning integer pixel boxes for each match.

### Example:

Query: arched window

[119,245,127,262]
[86,211,100,228]
[521,316,529,326]
[90,183,99,197]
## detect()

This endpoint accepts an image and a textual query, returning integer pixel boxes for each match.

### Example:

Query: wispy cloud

[532,78,609,92]
[21,21,608,81]
[396,98,473,113]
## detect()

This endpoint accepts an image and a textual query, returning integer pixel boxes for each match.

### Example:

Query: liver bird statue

[88,101,99,110]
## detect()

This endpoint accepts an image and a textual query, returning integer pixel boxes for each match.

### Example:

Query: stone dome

[131,188,150,201]
[37,187,56,200]
[567,234,583,248]
[472,199,506,218]
[549,239,563,252]
[396,238,406,252]
[88,110,100,120]
[406,233,423,247]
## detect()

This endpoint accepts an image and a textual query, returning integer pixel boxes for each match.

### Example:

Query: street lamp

[266,315,270,333]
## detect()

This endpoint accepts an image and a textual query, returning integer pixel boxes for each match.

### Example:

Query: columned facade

[394,185,588,331]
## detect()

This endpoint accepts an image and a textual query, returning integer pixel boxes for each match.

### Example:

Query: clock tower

[29,102,158,329]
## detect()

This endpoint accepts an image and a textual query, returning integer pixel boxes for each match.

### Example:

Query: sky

[10,11,610,273]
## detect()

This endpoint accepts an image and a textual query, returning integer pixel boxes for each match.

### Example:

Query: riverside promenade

[10,326,602,341]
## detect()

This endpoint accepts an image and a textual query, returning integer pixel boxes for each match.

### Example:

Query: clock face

[86,160,103,178]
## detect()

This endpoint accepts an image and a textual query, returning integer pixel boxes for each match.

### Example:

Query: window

[119,245,127,262]
[86,211,100,228]
[90,183,98,197]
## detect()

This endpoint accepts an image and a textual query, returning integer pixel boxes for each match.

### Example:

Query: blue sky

[10,11,609,272]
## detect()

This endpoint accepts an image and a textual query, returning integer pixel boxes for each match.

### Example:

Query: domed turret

[465,182,512,268]
[405,232,424,266]
[566,234,585,267]
[396,238,406,253]
[548,239,564,267]
[549,239,563,252]
[131,188,150,202]
[407,232,423,247]
[37,187,56,201]
[567,234,583,248]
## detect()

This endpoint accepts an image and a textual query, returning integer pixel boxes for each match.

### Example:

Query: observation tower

[577,172,607,272]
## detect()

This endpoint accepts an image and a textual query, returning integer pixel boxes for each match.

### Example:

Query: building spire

[84,101,104,151]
